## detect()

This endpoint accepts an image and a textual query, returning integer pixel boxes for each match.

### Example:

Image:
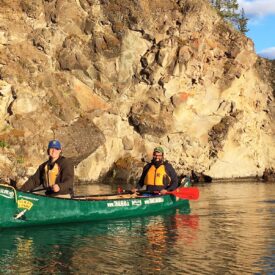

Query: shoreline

[212,176,273,183]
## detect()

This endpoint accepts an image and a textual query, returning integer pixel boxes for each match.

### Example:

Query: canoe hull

[0,185,190,228]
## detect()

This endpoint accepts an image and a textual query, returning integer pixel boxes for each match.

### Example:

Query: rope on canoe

[0,183,18,204]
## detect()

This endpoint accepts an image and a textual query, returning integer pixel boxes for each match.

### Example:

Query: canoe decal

[131,200,142,206]
[106,197,164,208]
[17,199,33,210]
[144,197,164,204]
[18,195,39,201]
[14,199,34,220]
[0,188,15,199]
[14,209,28,220]
[107,200,130,207]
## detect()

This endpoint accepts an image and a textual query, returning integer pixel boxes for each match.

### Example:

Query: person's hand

[160,189,168,195]
[52,184,60,193]
[131,188,138,194]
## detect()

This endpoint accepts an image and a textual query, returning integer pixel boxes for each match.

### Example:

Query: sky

[238,0,275,59]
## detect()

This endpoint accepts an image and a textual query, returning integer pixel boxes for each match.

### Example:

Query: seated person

[133,146,178,195]
[20,140,74,198]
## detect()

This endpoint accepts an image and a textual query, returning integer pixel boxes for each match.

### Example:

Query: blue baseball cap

[48,140,61,150]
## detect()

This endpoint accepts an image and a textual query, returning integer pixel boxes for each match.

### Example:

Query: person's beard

[152,158,163,167]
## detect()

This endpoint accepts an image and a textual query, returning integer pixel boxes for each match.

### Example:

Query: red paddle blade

[168,187,200,200]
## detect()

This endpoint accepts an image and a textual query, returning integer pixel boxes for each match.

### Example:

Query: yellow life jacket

[44,163,60,187]
[144,164,170,186]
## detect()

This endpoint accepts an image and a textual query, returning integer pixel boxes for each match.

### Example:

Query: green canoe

[0,184,190,228]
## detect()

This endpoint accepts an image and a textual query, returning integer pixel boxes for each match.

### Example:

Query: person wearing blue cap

[20,140,74,198]
[133,146,178,195]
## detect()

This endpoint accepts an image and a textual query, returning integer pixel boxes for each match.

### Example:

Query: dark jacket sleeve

[165,162,178,191]
[136,163,151,190]
[57,157,74,195]
[20,163,45,192]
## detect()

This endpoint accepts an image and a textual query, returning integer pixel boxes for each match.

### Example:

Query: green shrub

[16,156,24,164]
[0,140,8,148]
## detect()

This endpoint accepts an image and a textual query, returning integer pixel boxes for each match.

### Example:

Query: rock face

[0,0,274,183]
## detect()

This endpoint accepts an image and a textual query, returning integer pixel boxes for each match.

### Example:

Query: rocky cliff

[0,0,274,185]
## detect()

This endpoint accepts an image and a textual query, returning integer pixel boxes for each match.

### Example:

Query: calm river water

[0,182,274,274]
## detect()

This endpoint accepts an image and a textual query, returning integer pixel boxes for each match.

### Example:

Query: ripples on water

[0,182,274,274]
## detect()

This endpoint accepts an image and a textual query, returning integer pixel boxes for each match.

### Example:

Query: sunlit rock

[0,80,13,131]
[0,0,274,181]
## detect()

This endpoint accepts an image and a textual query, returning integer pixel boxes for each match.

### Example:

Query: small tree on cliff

[210,0,223,15]
[222,0,239,24]
[238,8,249,34]
[209,0,249,34]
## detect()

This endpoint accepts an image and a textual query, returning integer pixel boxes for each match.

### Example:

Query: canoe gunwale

[1,184,175,201]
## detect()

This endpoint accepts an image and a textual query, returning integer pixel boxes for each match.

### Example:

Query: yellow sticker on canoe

[18,199,33,210]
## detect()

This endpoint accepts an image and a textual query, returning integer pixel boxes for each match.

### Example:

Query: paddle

[165,187,199,200]
[71,187,200,200]
[115,187,200,200]
[73,191,133,199]
[30,187,47,193]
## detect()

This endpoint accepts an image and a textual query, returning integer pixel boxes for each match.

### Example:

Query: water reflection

[135,211,199,274]
[0,206,196,274]
[0,182,274,274]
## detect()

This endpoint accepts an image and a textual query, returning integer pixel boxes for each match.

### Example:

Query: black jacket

[21,156,74,196]
[136,160,178,192]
